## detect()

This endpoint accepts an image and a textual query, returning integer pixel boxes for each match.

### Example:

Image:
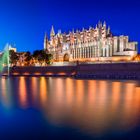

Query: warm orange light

[45,72,53,75]
[18,77,27,108]
[1,78,11,108]
[40,77,47,107]
[31,77,38,102]
[133,54,140,61]
[12,72,20,75]
[23,72,30,75]
[34,72,41,75]
[57,72,66,75]
[65,78,74,105]
[111,82,121,109]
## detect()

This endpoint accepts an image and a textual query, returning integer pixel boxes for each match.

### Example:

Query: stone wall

[2,62,140,79]
[2,66,76,77]
[76,62,140,79]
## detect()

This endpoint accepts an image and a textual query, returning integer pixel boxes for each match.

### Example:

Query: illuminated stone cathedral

[44,21,138,62]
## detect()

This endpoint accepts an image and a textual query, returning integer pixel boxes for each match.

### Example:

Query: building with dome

[44,22,138,62]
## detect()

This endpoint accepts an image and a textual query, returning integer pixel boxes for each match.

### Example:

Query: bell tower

[44,33,49,51]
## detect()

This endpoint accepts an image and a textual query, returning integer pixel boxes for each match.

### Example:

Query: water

[0,77,140,140]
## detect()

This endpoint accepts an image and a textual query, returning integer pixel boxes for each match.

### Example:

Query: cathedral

[44,21,138,62]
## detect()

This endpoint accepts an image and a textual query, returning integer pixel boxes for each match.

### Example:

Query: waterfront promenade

[2,62,140,80]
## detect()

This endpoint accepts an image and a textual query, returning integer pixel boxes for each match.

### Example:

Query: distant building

[9,45,17,52]
[44,21,138,62]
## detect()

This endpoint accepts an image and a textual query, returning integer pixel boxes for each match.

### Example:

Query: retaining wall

[2,62,140,79]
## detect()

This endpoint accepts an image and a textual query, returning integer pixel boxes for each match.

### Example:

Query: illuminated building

[44,21,138,62]
[4,43,17,52]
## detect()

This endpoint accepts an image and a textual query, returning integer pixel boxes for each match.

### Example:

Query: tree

[46,53,53,64]
[25,51,32,65]
[32,49,53,65]
[33,50,40,60]
[38,50,47,62]
[9,50,19,66]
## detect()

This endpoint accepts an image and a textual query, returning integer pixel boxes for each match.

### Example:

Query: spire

[72,28,74,33]
[44,32,48,50]
[50,25,55,37]
[95,24,98,30]
[44,32,47,39]
[89,26,92,30]
[57,29,61,37]
[107,26,110,34]
[103,21,106,27]
[58,29,61,34]
[98,20,102,28]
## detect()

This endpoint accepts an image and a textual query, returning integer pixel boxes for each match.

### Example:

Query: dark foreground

[0,77,140,140]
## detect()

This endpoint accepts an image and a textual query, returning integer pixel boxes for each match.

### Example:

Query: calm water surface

[0,77,140,140]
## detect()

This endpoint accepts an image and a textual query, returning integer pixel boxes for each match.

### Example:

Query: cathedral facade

[44,22,138,62]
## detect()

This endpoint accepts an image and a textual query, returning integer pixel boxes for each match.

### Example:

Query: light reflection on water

[0,77,140,139]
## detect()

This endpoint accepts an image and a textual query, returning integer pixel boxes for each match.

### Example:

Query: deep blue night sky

[0,0,140,53]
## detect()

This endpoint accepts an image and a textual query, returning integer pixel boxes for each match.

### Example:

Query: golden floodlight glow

[57,72,66,75]
[12,72,20,75]
[45,72,53,75]
[34,72,41,75]
[23,72,30,75]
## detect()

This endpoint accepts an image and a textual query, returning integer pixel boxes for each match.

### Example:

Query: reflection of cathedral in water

[44,21,138,62]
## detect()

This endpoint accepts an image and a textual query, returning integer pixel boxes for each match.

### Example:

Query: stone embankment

[2,62,140,80]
